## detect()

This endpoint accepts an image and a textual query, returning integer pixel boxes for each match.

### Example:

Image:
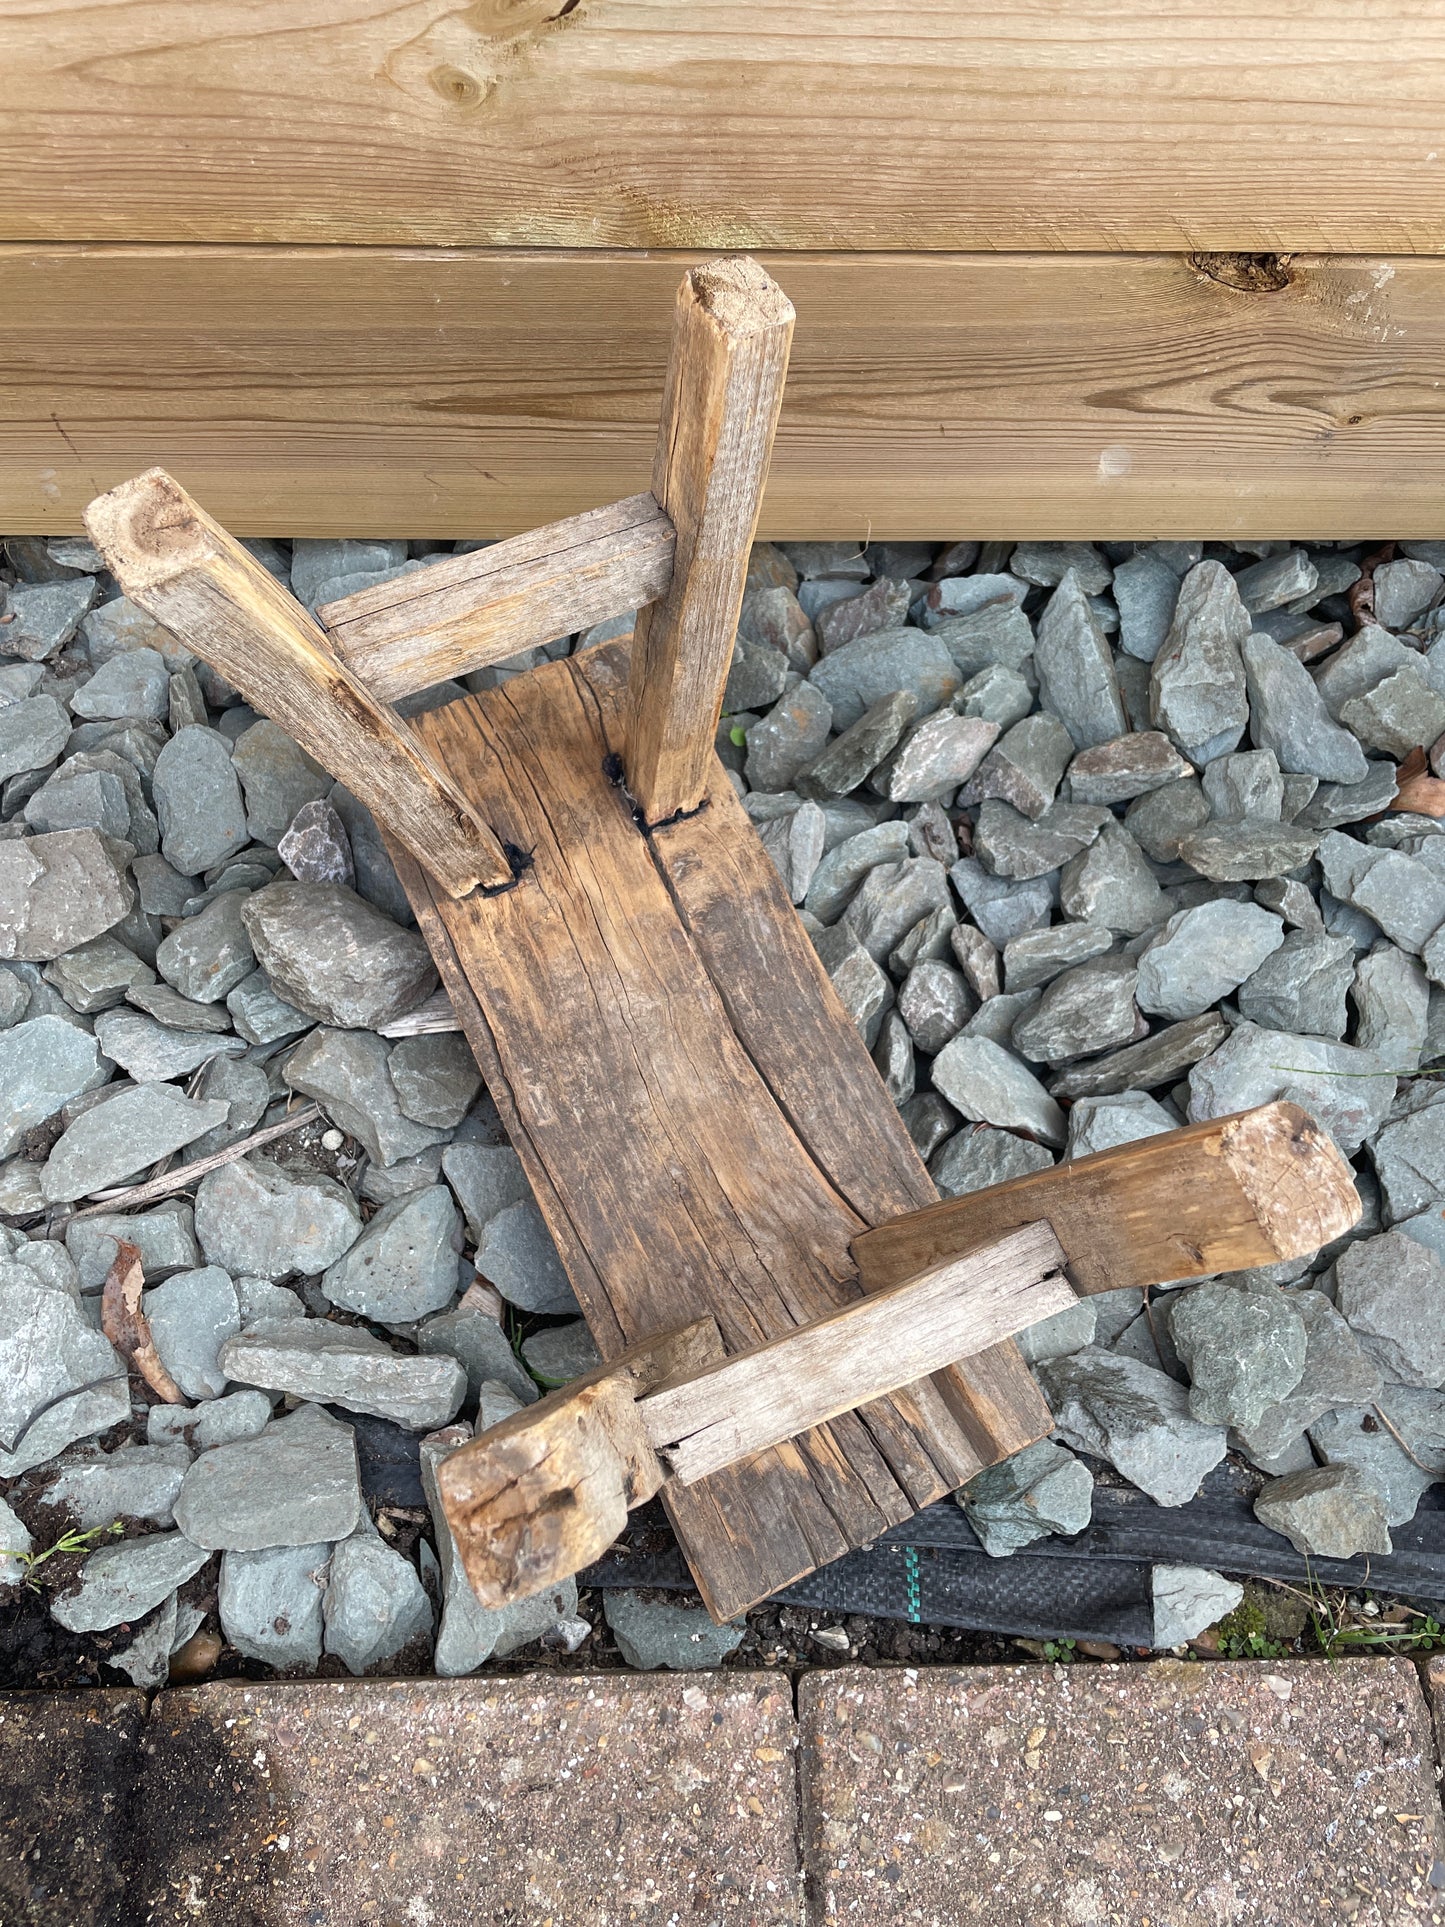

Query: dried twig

[100,1239,187,1404]
[68,1103,321,1220]
[1371,1402,1437,1475]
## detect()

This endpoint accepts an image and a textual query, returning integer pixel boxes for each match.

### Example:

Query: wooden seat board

[389,643,1026,1618]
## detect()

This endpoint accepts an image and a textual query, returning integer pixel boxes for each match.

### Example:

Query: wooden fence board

[4,1,1445,252]
[5,246,1445,540]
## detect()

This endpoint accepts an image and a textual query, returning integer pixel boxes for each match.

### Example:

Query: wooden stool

[83,258,1360,1621]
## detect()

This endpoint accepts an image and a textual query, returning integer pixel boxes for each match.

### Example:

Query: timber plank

[6,247,1445,540]
[4,1,1445,251]
[391,648,989,1619]
[635,662,1052,1463]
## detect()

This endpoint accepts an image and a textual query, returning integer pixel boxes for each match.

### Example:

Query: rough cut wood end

[688,256,796,335]
[83,467,223,593]
[1217,1100,1362,1259]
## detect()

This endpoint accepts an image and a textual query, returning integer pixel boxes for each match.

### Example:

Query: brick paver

[130,1672,801,1925]
[0,1688,145,1927]
[800,1660,1445,1926]
[4,1659,1444,1925]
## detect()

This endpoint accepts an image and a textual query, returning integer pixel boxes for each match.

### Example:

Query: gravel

[5,524,1443,1678]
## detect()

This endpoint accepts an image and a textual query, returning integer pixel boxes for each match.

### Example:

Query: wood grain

[642,1227,1073,1488]
[437,1317,724,1610]
[643,692,1052,1465]
[389,643,1000,1620]
[852,1102,1362,1295]
[625,257,793,823]
[4,1,1445,251]
[324,493,674,701]
[82,469,514,896]
[9,246,1445,541]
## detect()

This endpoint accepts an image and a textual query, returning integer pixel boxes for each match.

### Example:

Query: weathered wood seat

[83,257,1363,1621]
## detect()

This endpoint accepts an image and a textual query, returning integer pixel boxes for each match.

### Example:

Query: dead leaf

[100,1238,188,1405]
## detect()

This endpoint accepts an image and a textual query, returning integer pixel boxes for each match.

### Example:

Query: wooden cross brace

[82,257,1364,1622]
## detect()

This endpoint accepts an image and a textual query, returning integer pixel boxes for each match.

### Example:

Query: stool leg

[624,255,794,826]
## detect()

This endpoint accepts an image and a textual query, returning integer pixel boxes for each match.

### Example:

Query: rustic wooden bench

[83,258,1361,1620]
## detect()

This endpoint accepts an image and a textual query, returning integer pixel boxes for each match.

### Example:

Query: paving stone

[811,922,894,1048]
[1002,920,1114,992]
[1336,1229,1445,1387]
[1039,1348,1228,1504]
[1236,928,1355,1037]
[1370,1095,1445,1221]
[1124,774,1211,862]
[1065,730,1193,806]
[2,575,98,662]
[973,797,1108,880]
[603,1591,746,1669]
[147,1388,275,1451]
[0,965,30,1032]
[219,1540,331,1669]
[149,725,248,876]
[804,1658,1444,1923]
[382,1032,482,1131]
[929,1122,1055,1199]
[949,855,1057,948]
[0,695,70,791]
[1343,666,1445,757]
[417,1302,536,1407]
[1320,830,1445,954]
[872,1007,915,1103]
[221,1318,466,1430]
[142,1266,241,1401]
[929,1035,1066,1145]
[320,1185,461,1323]
[284,1027,450,1166]
[225,969,311,1046]
[135,1671,797,1924]
[154,890,256,1014]
[1242,631,1371,783]
[1010,953,1142,1064]
[50,1529,210,1633]
[79,592,189,671]
[474,1196,579,1316]
[23,761,130,842]
[194,1154,361,1279]
[1151,1564,1244,1646]
[888,902,957,977]
[1032,570,1128,748]
[1175,819,1320,882]
[41,1083,229,1204]
[1255,1463,1393,1556]
[1233,546,1318,613]
[950,920,1002,1000]
[242,880,437,1030]
[174,1402,362,1550]
[328,781,415,926]
[723,636,789,711]
[1314,623,1418,718]
[1188,1020,1395,1155]
[322,1525,433,1675]
[1149,559,1252,763]
[796,690,917,799]
[1169,1281,1308,1429]
[808,625,960,731]
[1058,819,1167,933]
[1064,1089,1174,1159]
[758,800,826,902]
[956,661,1034,730]
[957,1436,1093,1557]
[65,1201,200,1293]
[89,1007,241,1083]
[814,574,912,652]
[1255,873,1325,932]
[962,712,1074,819]
[739,581,815,669]
[35,934,150,1019]
[0,1012,108,1157]
[0,828,134,961]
